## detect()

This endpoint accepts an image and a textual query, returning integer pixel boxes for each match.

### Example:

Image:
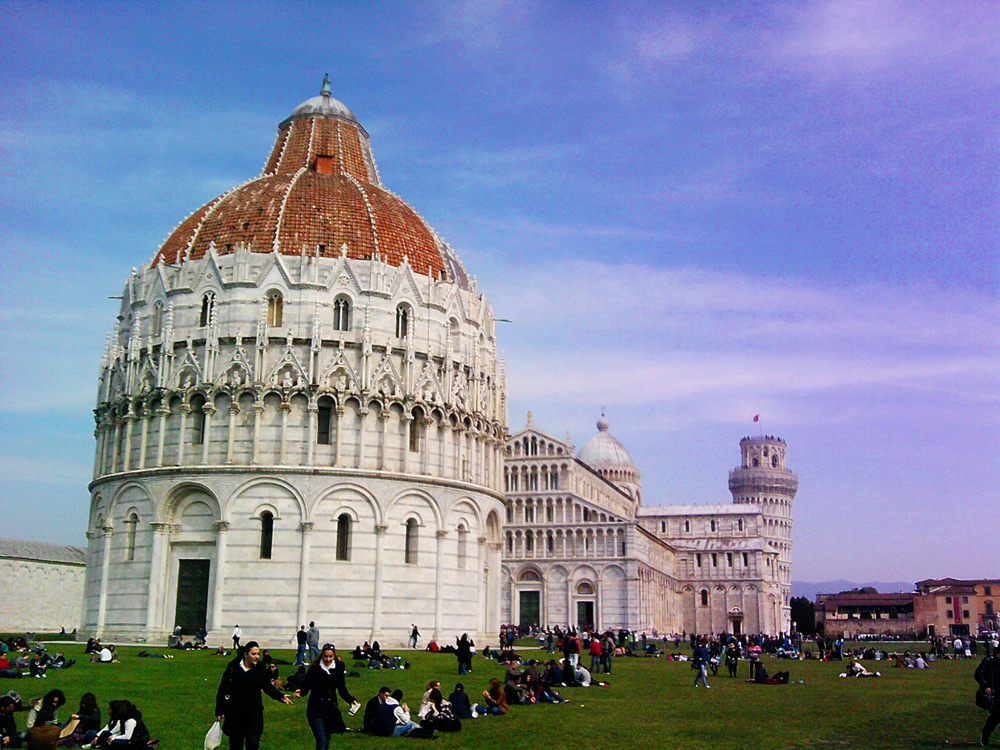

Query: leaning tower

[729,436,798,631]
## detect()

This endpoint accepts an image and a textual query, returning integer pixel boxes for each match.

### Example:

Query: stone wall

[0,558,84,633]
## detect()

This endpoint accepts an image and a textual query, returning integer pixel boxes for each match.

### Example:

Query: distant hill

[792,580,914,600]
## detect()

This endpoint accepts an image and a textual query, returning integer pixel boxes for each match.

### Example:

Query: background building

[815,578,999,638]
[0,539,86,633]
[83,80,507,645]
[501,416,796,635]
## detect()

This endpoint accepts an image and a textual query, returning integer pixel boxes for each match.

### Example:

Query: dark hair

[429,688,443,708]
[37,689,66,724]
[78,693,98,714]
[453,683,465,692]
[378,686,391,695]
[391,689,403,701]
[0,697,13,710]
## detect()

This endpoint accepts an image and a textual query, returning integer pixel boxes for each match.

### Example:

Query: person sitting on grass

[751,665,791,685]
[445,684,476,720]
[480,679,507,715]
[71,692,102,747]
[844,660,880,678]
[92,700,150,749]
[418,687,461,733]
[0,696,26,748]
[503,659,529,705]
[26,691,64,730]
[362,687,391,735]
[382,690,418,737]
[94,646,117,664]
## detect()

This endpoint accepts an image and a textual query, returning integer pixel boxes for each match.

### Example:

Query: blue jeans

[296,644,308,665]
[308,643,320,661]
[694,664,710,687]
[307,712,344,750]
[392,721,417,736]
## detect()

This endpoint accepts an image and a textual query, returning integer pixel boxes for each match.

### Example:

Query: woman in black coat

[294,644,360,750]
[215,641,293,750]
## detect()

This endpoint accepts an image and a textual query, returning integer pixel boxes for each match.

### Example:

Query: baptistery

[84,78,508,645]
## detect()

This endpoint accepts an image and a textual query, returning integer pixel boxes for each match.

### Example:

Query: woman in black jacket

[976,642,1000,747]
[215,641,293,750]
[294,644,360,750]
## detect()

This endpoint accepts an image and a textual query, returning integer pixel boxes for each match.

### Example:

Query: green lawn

[6,643,989,750]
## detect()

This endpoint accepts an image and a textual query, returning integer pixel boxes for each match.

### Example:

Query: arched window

[577,581,594,595]
[151,301,164,337]
[519,570,541,582]
[190,395,206,445]
[700,589,709,606]
[395,305,410,338]
[266,290,283,327]
[408,414,423,453]
[457,525,468,569]
[200,292,215,327]
[317,397,334,445]
[125,512,138,561]
[684,520,690,533]
[526,506,534,523]
[333,296,351,332]
[404,518,418,564]
[752,457,760,467]
[546,532,554,553]
[449,318,461,355]
[336,514,351,561]
[771,454,779,468]
[259,511,274,559]
[525,533,534,552]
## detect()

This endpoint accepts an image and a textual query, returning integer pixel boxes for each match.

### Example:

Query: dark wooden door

[519,591,540,628]
[174,559,210,632]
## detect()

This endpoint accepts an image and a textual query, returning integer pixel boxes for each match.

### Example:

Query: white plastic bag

[204,721,223,750]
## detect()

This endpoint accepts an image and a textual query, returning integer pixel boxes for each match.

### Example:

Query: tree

[790,596,816,635]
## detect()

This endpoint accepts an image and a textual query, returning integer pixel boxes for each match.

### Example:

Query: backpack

[372,703,397,737]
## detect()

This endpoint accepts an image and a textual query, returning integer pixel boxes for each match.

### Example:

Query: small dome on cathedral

[578,415,636,471]
[281,75,358,126]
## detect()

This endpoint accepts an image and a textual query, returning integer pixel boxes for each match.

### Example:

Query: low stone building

[814,591,918,638]
[0,539,86,633]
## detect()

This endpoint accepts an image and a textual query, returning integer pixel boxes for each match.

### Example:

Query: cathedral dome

[152,77,469,287]
[578,416,636,471]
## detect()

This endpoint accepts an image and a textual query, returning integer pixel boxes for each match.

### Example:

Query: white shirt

[99,648,114,662]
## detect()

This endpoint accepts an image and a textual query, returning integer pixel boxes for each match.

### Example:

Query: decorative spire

[321,73,331,98]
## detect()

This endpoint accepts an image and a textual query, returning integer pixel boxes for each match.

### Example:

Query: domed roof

[152,77,470,287]
[577,415,637,470]
[281,75,357,125]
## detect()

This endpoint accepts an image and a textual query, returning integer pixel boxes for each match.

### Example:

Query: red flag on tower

[753,415,759,422]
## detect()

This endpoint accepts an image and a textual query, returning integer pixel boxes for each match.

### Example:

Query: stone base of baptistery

[82,466,504,650]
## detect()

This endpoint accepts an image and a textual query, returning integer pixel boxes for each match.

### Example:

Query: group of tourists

[0,688,154,750]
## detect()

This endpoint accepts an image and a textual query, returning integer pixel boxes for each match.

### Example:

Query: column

[477,536,487,637]
[433,529,448,639]
[279,401,290,464]
[297,522,313,626]
[201,404,215,464]
[177,406,190,465]
[306,406,317,466]
[251,400,263,464]
[155,407,168,467]
[334,407,344,466]
[401,415,412,474]
[210,521,229,630]
[371,524,387,639]
[144,523,171,636]
[96,526,114,637]
[438,424,448,477]
[110,420,122,473]
[358,409,369,468]
[92,426,106,478]
[226,403,238,464]
[138,412,150,469]
[378,411,389,470]
[122,415,134,471]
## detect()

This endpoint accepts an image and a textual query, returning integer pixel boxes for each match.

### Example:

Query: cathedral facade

[83,80,507,645]
[501,416,797,635]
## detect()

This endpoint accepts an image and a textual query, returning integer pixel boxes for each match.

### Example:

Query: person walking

[306,622,321,662]
[295,644,360,750]
[215,641,293,750]
[975,639,1000,748]
[456,634,473,675]
[693,637,711,688]
[293,626,308,667]
[409,624,420,649]
[232,624,242,651]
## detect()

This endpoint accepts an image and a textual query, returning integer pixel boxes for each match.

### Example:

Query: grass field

[6,642,991,750]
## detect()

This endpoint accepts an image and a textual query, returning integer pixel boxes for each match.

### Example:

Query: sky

[2,0,997,584]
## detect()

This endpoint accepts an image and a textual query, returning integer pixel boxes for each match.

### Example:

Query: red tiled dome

[152,82,451,280]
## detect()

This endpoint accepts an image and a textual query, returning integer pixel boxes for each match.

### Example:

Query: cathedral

[501,415,797,635]
[83,80,796,645]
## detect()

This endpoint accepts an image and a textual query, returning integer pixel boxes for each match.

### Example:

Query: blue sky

[2,1,997,583]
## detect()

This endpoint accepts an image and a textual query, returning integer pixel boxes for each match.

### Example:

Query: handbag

[204,721,223,750]
[976,690,995,712]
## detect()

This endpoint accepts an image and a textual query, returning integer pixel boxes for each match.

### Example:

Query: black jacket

[297,662,356,721]
[215,659,286,737]
[975,655,1000,701]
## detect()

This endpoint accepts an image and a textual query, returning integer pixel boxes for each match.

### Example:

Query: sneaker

[471,710,479,719]
[705,685,711,689]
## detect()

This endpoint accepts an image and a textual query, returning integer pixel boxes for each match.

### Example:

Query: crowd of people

[2,626,998,748]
